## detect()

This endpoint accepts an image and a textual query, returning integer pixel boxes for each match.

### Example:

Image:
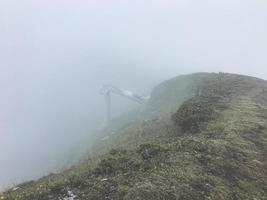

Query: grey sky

[0,0,267,190]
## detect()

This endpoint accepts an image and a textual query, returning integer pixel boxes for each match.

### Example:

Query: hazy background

[0,0,267,190]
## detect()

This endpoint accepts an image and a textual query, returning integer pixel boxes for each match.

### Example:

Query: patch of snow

[62,190,76,200]
[12,187,19,191]
[101,136,109,141]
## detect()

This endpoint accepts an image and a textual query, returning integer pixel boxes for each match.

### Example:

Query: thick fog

[0,0,267,190]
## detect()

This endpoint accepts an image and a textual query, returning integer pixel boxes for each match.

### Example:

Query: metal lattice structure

[100,84,149,123]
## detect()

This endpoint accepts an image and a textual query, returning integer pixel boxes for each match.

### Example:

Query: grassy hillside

[1,73,267,200]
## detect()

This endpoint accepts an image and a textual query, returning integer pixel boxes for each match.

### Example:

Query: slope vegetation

[2,73,267,200]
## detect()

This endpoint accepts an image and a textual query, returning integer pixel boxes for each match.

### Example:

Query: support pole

[105,91,111,123]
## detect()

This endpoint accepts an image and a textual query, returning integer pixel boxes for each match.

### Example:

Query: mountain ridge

[2,72,267,200]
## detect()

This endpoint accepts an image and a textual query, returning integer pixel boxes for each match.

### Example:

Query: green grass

[2,72,267,200]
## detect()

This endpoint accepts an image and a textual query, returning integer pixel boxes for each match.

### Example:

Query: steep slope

[1,73,267,200]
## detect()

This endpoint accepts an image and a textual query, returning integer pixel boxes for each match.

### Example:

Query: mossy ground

[1,73,267,200]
